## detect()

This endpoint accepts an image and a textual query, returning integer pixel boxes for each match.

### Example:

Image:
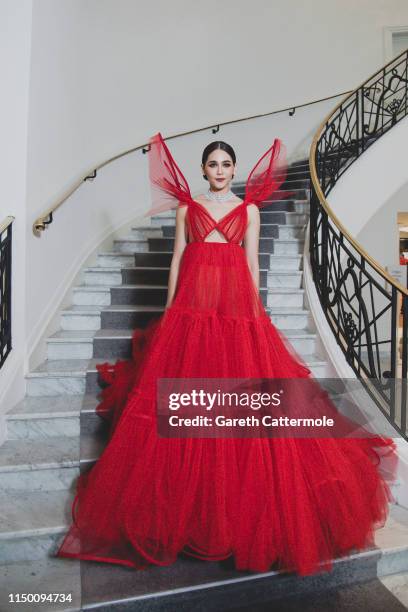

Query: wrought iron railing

[309,49,408,439]
[0,216,14,369]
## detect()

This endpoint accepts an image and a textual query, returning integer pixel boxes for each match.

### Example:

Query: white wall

[0,0,32,436]
[356,181,408,270]
[329,114,408,261]
[3,0,408,415]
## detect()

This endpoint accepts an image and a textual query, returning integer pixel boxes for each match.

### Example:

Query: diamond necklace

[205,188,236,203]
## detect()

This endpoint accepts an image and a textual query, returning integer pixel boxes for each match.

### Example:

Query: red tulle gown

[56,132,397,577]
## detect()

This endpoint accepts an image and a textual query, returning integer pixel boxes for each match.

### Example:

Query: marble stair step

[26,359,93,396]
[278,224,307,239]
[113,237,148,253]
[83,267,123,286]
[273,238,305,255]
[267,270,303,288]
[267,306,310,330]
[61,304,165,332]
[72,285,111,307]
[0,434,81,491]
[100,304,165,329]
[6,395,82,439]
[267,288,305,308]
[259,199,311,214]
[0,489,74,563]
[97,251,135,267]
[277,328,318,355]
[269,254,303,270]
[47,329,97,360]
[61,305,103,331]
[130,226,164,239]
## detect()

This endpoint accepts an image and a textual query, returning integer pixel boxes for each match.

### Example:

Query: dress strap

[143,132,194,218]
[243,139,295,209]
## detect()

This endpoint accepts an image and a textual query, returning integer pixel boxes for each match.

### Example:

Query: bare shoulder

[246,203,260,219]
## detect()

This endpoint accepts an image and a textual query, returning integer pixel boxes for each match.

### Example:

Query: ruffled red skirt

[56,242,397,576]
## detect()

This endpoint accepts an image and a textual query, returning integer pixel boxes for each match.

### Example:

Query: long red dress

[56,133,397,577]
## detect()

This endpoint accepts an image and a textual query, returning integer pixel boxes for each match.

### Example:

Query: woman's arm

[165,205,188,309]
[243,204,260,292]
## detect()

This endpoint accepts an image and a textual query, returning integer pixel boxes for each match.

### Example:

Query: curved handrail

[32,89,353,237]
[309,49,408,296]
[0,216,15,234]
[308,47,408,437]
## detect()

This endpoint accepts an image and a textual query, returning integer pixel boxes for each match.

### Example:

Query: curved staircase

[1,160,408,611]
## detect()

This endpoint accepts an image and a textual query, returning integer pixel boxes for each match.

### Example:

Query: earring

[203,174,208,180]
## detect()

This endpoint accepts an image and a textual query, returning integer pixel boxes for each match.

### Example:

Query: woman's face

[202,149,236,191]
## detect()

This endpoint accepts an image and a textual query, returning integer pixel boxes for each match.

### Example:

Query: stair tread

[29,359,92,376]
[274,238,305,243]
[98,251,135,256]
[62,305,104,313]
[267,288,304,293]
[0,489,73,538]
[278,328,316,338]
[270,254,303,259]
[0,435,80,472]
[48,330,96,341]
[0,433,102,473]
[268,270,303,275]
[6,395,84,419]
[268,306,309,313]
[84,267,123,273]
[114,237,147,242]
[73,285,111,292]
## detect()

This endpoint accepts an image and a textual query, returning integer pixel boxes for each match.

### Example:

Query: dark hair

[201,141,236,166]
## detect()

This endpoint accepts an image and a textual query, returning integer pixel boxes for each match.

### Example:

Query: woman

[56,132,396,577]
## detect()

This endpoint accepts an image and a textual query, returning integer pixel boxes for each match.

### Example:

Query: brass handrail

[0,216,15,234]
[309,49,408,296]
[32,89,353,237]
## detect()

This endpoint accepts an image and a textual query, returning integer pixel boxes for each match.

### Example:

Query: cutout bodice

[182,200,249,244]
